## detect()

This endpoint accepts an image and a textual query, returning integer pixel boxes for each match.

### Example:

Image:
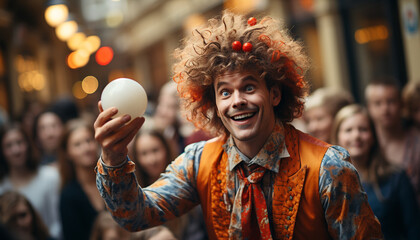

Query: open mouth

[231,112,256,121]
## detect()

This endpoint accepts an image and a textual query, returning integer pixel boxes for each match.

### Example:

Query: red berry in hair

[242,42,253,52]
[247,17,257,26]
[232,41,242,51]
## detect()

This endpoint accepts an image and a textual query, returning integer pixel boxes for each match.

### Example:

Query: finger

[101,117,144,151]
[98,101,104,112]
[94,107,118,130]
[95,113,130,143]
[115,118,145,148]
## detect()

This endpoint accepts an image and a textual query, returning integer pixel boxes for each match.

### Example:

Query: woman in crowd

[132,130,175,186]
[402,81,420,132]
[132,130,207,240]
[89,211,130,240]
[304,87,354,143]
[331,104,420,239]
[402,80,420,205]
[0,122,61,239]
[0,191,52,240]
[151,81,185,154]
[33,111,64,166]
[59,119,104,240]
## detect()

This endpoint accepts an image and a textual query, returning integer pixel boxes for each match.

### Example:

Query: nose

[232,91,247,108]
[352,129,362,139]
[10,142,23,154]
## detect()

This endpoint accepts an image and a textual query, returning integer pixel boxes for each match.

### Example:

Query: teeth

[233,113,254,120]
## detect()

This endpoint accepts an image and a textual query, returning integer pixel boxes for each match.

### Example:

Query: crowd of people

[0,86,210,239]
[302,79,420,239]
[1,10,420,240]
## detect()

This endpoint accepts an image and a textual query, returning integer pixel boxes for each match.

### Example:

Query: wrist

[100,154,127,168]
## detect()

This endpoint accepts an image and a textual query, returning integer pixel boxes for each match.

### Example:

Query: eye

[220,90,230,97]
[152,147,160,153]
[342,126,352,133]
[245,85,255,92]
[359,126,370,133]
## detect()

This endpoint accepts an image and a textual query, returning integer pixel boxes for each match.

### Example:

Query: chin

[232,130,259,142]
[349,152,363,158]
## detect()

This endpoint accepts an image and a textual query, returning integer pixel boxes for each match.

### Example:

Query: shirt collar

[223,122,290,173]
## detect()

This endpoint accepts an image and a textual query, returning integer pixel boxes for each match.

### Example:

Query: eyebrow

[215,74,259,90]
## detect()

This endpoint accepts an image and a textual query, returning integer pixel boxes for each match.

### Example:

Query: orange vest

[197,124,332,240]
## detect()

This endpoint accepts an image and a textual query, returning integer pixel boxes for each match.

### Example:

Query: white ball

[101,78,148,119]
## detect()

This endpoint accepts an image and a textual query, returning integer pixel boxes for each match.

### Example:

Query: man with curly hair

[94,11,383,239]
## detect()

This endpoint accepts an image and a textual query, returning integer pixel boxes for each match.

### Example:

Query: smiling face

[337,112,374,162]
[135,134,169,180]
[67,127,98,168]
[2,129,28,169]
[214,70,281,156]
[37,112,64,154]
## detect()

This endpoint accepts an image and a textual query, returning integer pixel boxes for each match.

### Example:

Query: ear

[270,85,281,107]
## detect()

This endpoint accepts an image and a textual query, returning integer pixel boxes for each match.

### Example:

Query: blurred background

[0,0,419,120]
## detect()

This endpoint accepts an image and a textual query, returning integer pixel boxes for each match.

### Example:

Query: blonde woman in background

[304,87,354,143]
[59,119,104,240]
[332,104,420,239]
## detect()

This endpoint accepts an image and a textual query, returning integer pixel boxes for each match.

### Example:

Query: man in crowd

[365,78,420,205]
[94,11,382,239]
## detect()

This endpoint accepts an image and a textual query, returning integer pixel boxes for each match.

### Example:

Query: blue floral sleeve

[95,141,205,231]
[319,145,383,239]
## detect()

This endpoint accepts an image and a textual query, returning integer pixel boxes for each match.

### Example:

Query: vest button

[288,186,292,191]
[289,195,293,200]
[287,216,291,220]
[289,207,293,211]
[285,225,289,229]
[285,234,289,238]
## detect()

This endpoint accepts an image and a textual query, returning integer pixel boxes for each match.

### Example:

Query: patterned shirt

[96,123,381,239]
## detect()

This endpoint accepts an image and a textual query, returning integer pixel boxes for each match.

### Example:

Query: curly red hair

[173,11,309,136]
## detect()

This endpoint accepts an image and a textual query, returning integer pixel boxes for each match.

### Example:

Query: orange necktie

[235,164,273,240]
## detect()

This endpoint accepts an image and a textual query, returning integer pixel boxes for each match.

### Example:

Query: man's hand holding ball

[94,78,148,166]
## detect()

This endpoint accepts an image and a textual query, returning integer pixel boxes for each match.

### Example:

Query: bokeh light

[31,72,46,91]
[56,20,78,41]
[67,32,86,51]
[82,35,101,54]
[355,25,388,44]
[44,4,69,27]
[17,70,45,92]
[81,75,99,94]
[67,49,90,69]
[72,81,87,99]
[95,46,114,66]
